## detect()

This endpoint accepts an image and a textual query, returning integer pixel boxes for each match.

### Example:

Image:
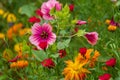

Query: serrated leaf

[32,50,47,61]
[64,38,71,47]
[57,39,71,49]
[57,42,65,49]
[19,3,37,17]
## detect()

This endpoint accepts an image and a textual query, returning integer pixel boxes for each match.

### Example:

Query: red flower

[69,4,74,12]
[28,16,40,23]
[38,41,48,50]
[79,47,87,56]
[106,58,116,67]
[36,9,43,17]
[84,32,98,45]
[41,58,55,68]
[99,73,111,80]
[58,49,66,58]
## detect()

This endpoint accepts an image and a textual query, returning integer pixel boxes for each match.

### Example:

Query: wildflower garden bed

[0,0,120,80]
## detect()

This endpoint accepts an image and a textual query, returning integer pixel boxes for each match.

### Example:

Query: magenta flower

[29,23,56,50]
[76,20,87,25]
[41,0,61,20]
[84,32,98,45]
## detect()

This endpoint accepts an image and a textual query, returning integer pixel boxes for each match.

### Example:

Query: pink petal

[55,2,61,10]
[41,3,50,14]
[29,34,41,46]
[47,33,56,45]
[42,14,54,20]
[42,23,52,32]
[31,23,42,34]
[85,32,98,45]
[76,20,87,25]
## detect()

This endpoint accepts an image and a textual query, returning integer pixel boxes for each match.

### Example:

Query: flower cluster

[105,18,119,31]
[10,60,28,68]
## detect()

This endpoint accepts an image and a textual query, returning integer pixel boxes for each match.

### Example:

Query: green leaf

[57,38,71,49]
[32,50,48,61]
[76,30,86,37]
[62,4,69,14]
[60,30,66,36]
[19,3,37,17]
[64,38,71,47]
[57,42,65,49]
[50,53,59,59]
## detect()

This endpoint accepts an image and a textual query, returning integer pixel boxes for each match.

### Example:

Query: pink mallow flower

[84,32,98,45]
[76,20,87,25]
[41,0,61,20]
[29,23,56,50]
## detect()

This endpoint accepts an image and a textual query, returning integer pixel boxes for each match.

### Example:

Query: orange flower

[108,25,117,31]
[7,28,13,39]
[10,60,28,68]
[7,23,23,39]
[19,28,31,36]
[12,23,23,33]
[10,62,17,68]
[77,49,100,67]
[63,56,90,80]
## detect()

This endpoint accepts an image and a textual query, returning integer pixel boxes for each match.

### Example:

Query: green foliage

[32,50,48,61]
[76,30,86,37]
[57,38,71,49]
[19,3,37,17]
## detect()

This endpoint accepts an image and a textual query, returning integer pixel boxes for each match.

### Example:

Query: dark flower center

[40,31,48,39]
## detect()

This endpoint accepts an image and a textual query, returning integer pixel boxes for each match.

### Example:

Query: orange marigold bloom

[12,23,23,33]
[63,56,90,80]
[108,25,117,31]
[77,49,100,68]
[10,62,17,68]
[10,60,28,68]
[7,28,13,39]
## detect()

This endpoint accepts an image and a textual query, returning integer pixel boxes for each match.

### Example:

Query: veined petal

[31,23,41,34]
[29,34,41,46]
[47,33,56,45]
